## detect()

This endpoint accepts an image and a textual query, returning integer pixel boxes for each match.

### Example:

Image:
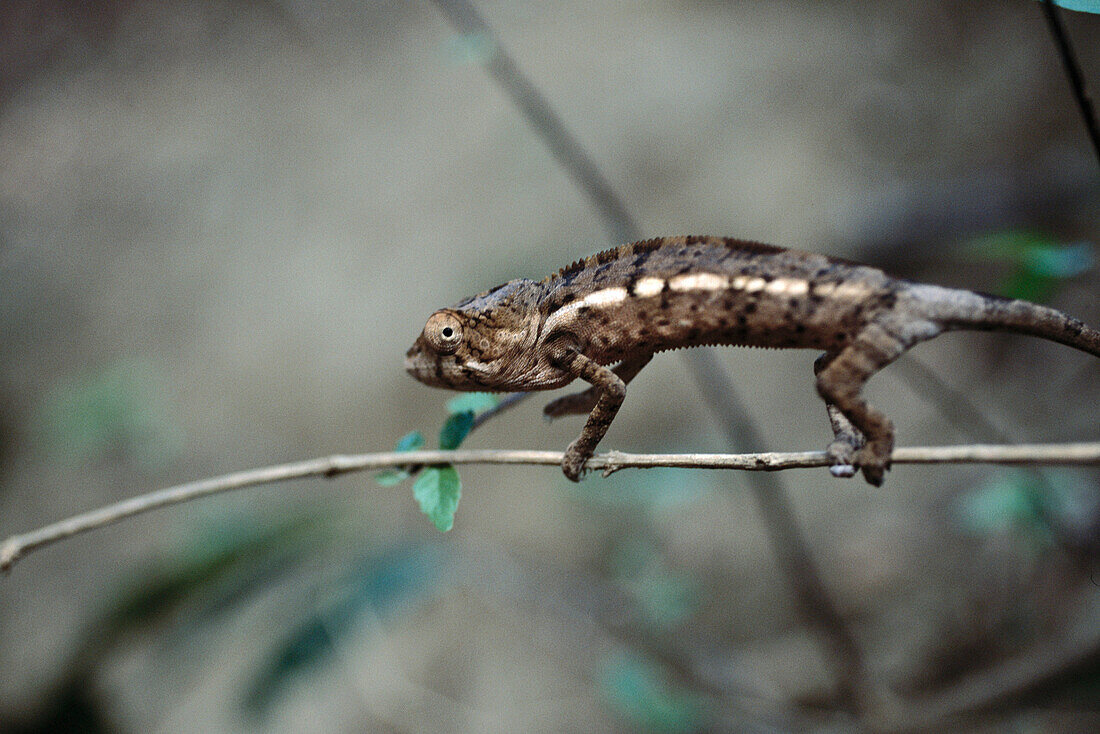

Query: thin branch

[1040,0,1100,171]
[3,442,1098,574]
[470,391,533,431]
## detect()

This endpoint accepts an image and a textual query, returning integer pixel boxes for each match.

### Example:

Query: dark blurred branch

[5,441,1098,573]
[1040,0,1100,170]
[687,351,877,716]
[889,591,1100,732]
[428,0,640,244]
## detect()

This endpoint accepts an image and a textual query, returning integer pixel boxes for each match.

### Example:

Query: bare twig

[3,442,1098,574]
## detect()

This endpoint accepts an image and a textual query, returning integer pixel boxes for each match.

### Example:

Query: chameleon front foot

[561,440,591,482]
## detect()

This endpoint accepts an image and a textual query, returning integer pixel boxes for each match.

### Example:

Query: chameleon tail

[949,290,1100,358]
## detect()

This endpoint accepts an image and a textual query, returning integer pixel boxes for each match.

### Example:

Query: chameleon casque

[405,236,1100,485]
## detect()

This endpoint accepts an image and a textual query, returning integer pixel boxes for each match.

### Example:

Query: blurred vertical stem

[429,0,874,717]
[1040,0,1100,170]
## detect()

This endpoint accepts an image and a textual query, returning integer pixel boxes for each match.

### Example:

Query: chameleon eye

[424,311,463,354]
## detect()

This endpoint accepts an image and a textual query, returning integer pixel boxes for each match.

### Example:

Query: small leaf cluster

[375,393,500,532]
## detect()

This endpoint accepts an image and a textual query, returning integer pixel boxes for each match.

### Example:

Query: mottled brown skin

[406,236,1100,485]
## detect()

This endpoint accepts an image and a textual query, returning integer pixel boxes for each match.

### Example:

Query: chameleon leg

[549,345,627,481]
[814,322,917,486]
[543,353,652,418]
[813,352,865,478]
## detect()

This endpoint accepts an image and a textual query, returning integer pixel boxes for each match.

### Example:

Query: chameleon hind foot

[854,437,893,487]
[826,438,858,478]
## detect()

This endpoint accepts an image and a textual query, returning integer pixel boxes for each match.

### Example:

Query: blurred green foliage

[598,651,711,733]
[952,470,1094,550]
[32,357,183,469]
[966,231,1094,302]
[444,31,497,66]
[610,537,701,629]
[244,542,447,714]
[91,515,329,648]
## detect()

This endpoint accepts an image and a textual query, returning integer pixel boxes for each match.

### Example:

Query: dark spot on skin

[686,328,700,341]
[595,263,612,277]
[809,293,824,305]
[722,238,786,256]
[655,317,670,327]
[689,303,701,312]
[795,324,806,334]
[736,314,748,327]
[631,251,651,269]
[744,302,757,314]
[577,306,591,317]
[561,292,576,304]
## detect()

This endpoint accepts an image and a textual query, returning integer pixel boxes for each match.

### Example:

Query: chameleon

[405,236,1100,485]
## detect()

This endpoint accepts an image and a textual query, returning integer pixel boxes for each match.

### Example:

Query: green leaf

[446,392,500,416]
[394,430,425,452]
[373,469,410,487]
[413,466,462,532]
[374,431,425,486]
[1040,1,1100,14]
[439,411,475,450]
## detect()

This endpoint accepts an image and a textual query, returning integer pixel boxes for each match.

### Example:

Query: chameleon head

[405,278,571,392]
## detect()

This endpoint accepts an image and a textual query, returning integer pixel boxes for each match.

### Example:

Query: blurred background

[1,1,1099,731]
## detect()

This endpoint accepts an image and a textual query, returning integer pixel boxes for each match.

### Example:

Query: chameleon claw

[830,464,857,478]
